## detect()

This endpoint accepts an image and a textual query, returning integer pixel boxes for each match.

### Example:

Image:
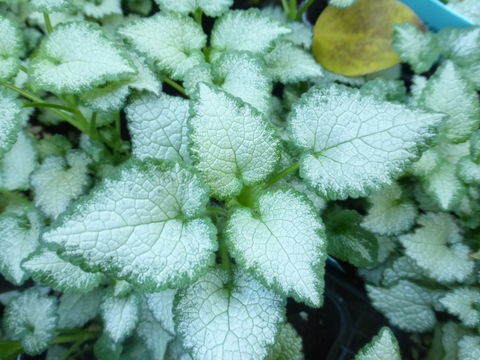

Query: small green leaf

[154,0,197,13]
[155,0,233,17]
[359,78,406,103]
[101,291,140,343]
[354,327,400,360]
[79,81,131,113]
[3,288,58,355]
[227,189,327,307]
[409,75,428,105]
[0,131,37,191]
[399,213,474,283]
[175,267,285,360]
[437,27,480,89]
[57,289,104,328]
[126,51,162,95]
[438,27,480,66]
[419,61,480,142]
[144,289,176,335]
[81,0,122,19]
[0,88,23,158]
[457,156,480,184]
[288,84,442,199]
[261,6,313,48]
[43,160,217,291]
[413,142,469,210]
[392,23,439,74]
[283,177,327,212]
[324,206,379,268]
[0,208,42,285]
[0,16,23,81]
[367,280,438,332]
[381,255,428,287]
[136,306,173,359]
[119,12,206,80]
[29,0,73,12]
[190,83,279,199]
[376,236,397,264]
[211,9,291,57]
[22,248,103,293]
[36,134,72,160]
[30,21,136,94]
[126,93,191,163]
[439,287,480,328]
[183,63,212,96]
[80,52,161,113]
[185,52,272,114]
[266,323,303,360]
[197,0,233,17]
[209,53,271,114]
[264,41,323,84]
[362,183,417,236]
[31,151,91,219]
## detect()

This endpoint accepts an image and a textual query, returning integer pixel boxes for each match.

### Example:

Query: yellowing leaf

[312,0,423,76]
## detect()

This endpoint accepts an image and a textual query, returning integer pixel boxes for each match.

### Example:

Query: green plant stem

[0,82,101,142]
[0,190,30,206]
[235,185,262,208]
[73,108,90,130]
[1,82,80,128]
[289,0,298,20]
[0,81,44,103]
[163,78,187,96]
[90,112,97,136]
[281,0,290,14]
[43,12,53,33]
[0,328,101,356]
[267,161,300,186]
[19,64,28,73]
[193,8,203,25]
[219,237,235,293]
[56,328,90,334]
[296,0,314,20]
[59,339,84,360]
[218,236,232,272]
[61,94,91,131]
[203,46,212,62]
[51,330,98,345]
[23,102,77,113]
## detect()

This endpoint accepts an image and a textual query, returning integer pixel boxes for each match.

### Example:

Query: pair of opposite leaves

[41,81,443,308]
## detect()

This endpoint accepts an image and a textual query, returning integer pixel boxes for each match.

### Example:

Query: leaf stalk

[163,78,187,96]
[43,12,53,33]
[267,162,300,186]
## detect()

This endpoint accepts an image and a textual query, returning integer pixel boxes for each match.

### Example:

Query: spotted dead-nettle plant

[2,0,480,359]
